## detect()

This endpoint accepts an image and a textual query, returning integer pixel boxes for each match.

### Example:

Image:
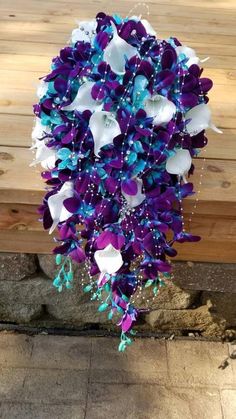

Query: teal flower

[57,148,78,170]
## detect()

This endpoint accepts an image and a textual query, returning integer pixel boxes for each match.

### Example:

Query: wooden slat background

[0,0,236,261]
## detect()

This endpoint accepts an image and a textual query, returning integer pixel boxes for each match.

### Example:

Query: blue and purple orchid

[32,12,221,350]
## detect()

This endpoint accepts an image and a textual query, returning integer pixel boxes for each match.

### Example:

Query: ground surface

[0,333,235,418]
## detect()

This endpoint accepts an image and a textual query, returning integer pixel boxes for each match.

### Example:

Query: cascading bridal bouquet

[32,12,221,351]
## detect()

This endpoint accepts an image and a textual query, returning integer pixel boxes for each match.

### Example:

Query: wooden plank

[0,230,55,254]
[1,39,235,69]
[0,146,236,209]
[0,115,32,148]
[1,86,235,132]
[0,203,41,231]
[1,201,235,241]
[1,0,236,19]
[1,114,235,161]
[1,56,235,87]
[1,69,236,92]
[0,227,235,262]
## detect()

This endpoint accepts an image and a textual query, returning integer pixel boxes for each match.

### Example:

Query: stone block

[173,261,236,293]
[38,254,81,280]
[0,276,84,306]
[202,292,236,327]
[134,281,199,310]
[46,300,110,327]
[0,303,43,323]
[0,253,37,281]
[145,305,217,334]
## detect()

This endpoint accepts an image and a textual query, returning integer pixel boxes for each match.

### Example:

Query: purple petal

[179,93,198,107]
[69,247,86,263]
[62,127,77,144]
[121,179,138,196]
[121,314,133,333]
[54,78,67,96]
[91,83,106,100]
[156,70,175,89]
[161,47,177,69]
[63,197,80,213]
[75,174,90,194]
[105,176,119,194]
[95,31,109,50]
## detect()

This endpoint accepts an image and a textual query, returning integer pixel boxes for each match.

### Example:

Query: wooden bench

[0,0,236,262]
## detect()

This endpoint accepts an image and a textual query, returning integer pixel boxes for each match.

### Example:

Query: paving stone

[0,253,37,281]
[90,337,168,384]
[31,335,91,370]
[86,383,222,419]
[0,368,26,401]
[0,333,33,367]
[22,369,88,404]
[220,389,236,419]
[228,343,236,384]
[0,402,84,419]
[167,340,234,387]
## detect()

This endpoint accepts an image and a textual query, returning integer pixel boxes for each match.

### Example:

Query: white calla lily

[89,111,121,157]
[30,141,57,170]
[104,22,139,74]
[166,149,192,183]
[141,19,156,36]
[31,118,55,169]
[122,178,145,208]
[36,80,48,99]
[185,103,222,136]
[175,45,209,68]
[94,244,123,275]
[62,81,102,113]
[144,94,176,125]
[48,181,74,234]
[71,19,97,44]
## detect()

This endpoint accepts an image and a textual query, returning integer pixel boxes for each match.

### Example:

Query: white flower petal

[37,80,48,99]
[94,244,123,274]
[141,19,156,36]
[62,81,102,113]
[30,140,56,170]
[32,118,50,142]
[103,22,139,74]
[144,94,176,125]
[185,103,222,136]
[122,178,145,208]
[166,149,192,178]
[48,181,74,234]
[89,111,121,157]
[175,45,209,68]
[71,19,97,43]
